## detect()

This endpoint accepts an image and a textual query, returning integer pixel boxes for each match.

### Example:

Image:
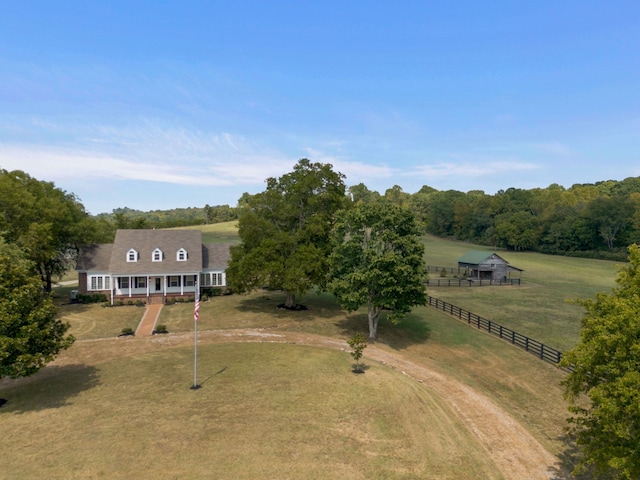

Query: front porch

[111,273,199,305]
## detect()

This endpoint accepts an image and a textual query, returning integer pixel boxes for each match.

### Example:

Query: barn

[457,251,522,281]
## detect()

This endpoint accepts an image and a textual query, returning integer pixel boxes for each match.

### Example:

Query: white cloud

[302,147,396,182]
[0,143,293,188]
[412,160,539,179]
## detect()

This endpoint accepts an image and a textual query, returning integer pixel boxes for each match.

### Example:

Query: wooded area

[98,176,640,261]
[373,177,640,261]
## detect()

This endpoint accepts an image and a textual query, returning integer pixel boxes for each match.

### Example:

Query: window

[118,277,130,289]
[169,276,181,287]
[127,248,138,262]
[176,248,187,261]
[184,275,195,287]
[89,276,109,290]
[91,276,101,290]
[135,277,147,289]
[152,248,163,262]
[200,273,210,286]
[212,273,223,286]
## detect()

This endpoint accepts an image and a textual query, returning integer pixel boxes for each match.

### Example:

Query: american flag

[194,298,200,321]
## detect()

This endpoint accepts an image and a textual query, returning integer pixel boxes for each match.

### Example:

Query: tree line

[351,177,640,261]
[87,172,640,262]
[96,204,238,232]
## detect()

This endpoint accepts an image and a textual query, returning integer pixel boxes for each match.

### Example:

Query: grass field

[0,343,504,479]
[0,227,617,478]
[176,221,239,244]
[422,234,619,351]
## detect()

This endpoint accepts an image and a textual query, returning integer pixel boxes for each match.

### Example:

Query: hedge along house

[457,251,523,281]
[76,229,232,305]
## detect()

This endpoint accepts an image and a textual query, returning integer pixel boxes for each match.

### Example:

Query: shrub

[119,327,134,337]
[77,293,108,304]
[153,324,168,334]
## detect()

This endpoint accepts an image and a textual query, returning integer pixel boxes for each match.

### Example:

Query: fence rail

[426,296,571,370]
[426,278,521,287]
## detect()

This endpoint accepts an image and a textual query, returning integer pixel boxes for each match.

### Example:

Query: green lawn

[175,221,239,244]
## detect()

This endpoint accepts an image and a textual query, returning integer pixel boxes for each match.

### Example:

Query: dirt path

[15,328,565,479]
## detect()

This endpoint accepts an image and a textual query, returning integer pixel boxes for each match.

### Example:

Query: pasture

[1,226,621,478]
[422,234,619,351]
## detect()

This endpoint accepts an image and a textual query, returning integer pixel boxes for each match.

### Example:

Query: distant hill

[96,204,238,229]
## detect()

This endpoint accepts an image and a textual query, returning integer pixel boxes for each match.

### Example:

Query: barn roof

[457,250,523,271]
[457,251,505,265]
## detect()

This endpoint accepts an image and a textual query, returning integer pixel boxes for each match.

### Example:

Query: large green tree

[328,202,427,341]
[561,243,640,479]
[0,238,74,378]
[0,169,96,291]
[226,159,346,308]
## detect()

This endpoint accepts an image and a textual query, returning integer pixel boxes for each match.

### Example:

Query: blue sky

[1,1,638,214]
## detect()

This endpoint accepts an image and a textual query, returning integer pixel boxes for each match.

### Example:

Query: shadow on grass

[199,366,228,386]
[0,364,100,414]
[545,434,597,480]
[235,291,344,320]
[335,312,431,350]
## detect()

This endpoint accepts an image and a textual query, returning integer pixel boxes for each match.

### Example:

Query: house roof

[457,251,509,265]
[108,229,203,275]
[76,243,113,271]
[203,242,234,270]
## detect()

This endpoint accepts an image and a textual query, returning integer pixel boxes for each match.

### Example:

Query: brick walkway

[136,303,163,336]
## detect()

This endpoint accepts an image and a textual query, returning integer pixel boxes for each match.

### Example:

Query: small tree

[347,333,367,373]
[329,202,428,341]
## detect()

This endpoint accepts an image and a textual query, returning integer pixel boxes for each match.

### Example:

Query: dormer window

[177,248,188,261]
[152,248,163,262]
[127,248,139,262]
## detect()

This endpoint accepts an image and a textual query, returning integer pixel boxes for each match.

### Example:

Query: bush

[153,324,168,334]
[77,293,108,304]
[119,327,134,337]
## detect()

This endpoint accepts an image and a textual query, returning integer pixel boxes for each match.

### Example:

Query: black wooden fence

[426,295,571,371]
[426,278,521,287]
[426,265,521,287]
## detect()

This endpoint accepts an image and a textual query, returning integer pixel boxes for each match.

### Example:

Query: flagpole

[191,276,201,390]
